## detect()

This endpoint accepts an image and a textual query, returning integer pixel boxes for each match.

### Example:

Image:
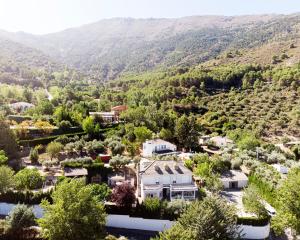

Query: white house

[138,158,198,201]
[220,170,248,189]
[210,136,233,148]
[142,139,177,157]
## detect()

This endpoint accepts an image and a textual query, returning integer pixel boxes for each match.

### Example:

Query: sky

[0,0,300,34]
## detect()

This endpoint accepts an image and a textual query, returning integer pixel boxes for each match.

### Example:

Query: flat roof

[64,167,88,177]
[220,170,248,182]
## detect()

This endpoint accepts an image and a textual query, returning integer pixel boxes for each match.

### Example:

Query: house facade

[142,139,177,157]
[220,170,248,189]
[138,159,198,201]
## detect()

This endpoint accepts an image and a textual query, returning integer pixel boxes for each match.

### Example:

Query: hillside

[2,14,300,81]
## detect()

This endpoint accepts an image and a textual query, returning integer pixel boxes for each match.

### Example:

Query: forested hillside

[2,14,300,81]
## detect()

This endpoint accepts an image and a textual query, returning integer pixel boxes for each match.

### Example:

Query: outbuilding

[220,170,248,189]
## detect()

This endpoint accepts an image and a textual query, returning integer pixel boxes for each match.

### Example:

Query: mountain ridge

[1,14,300,81]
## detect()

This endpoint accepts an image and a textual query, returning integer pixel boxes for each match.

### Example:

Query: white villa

[138,158,198,201]
[142,139,177,157]
[220,170,248,189]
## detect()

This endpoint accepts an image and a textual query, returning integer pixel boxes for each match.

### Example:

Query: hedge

[0,190,52,204]
[18,132,86,147]
[237,216,270,226]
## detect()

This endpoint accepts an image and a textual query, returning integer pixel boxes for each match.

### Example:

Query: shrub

[29,148,39,164]
[60,157,93,167]
[0,166,15,194]
[46,142,63,160]
[89,183,112,202]
[5,204,36,239]
[14,168,44,190]
[0,150,8,165]
[0,190,52,204]
[231,158,242,170]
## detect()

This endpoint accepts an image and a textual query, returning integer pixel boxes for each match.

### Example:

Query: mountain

[2,14,300,81]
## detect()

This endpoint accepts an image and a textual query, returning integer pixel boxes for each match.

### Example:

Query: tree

[0,120,19,160]
[109,155,131,171]
[14,168,43,190]
[29,148,39,164]
[0,166,14,194]
[82,116,98,136]
[159,128,173,141]
[134,126,153,143]
[111,183,136,207]
[237,135,260,150]
[272,168,300,237]
[123,139,140,157]
[157,195,238,240]
[108,141,125,156]
[5,204,36,240]
[89,183,112,202]
[38,179,106,240]
[242,184,268,218]
[175,115,199,151]
[46,141,63,160]
[0,150,8,165]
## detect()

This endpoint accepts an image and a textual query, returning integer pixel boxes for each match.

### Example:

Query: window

[172,180,176,184]
[156,181,159,185]
[146,193,154,198]
[183,191,194,197]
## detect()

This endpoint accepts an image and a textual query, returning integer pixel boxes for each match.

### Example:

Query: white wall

[0,203,270,239]
[0,203,43,218]
[106,215,174,232]
[238,180,248,188]
[107,214,270,239]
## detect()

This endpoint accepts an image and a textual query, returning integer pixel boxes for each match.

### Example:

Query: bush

[237,216,270,226]
[60,157,93,167]
[231,158,242,170]
[29,148,39,164]
[14,168,44,190]
[0,190,52,204]
[18,132,86,147]
[46,142,63,160]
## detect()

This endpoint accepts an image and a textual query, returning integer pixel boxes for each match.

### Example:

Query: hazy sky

[0,0,300,34]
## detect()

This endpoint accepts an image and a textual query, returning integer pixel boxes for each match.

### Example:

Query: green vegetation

[39,179,107,240]
[156,195,238,240]
[14,168,44,190]
[272,169,300,236]
[0,166,15,194]
[2,204,37,240]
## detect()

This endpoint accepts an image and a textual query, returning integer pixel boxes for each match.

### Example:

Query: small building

[142,139,177,157]
[89,105,127,124]
[138,159,198,201]
[272,164,289,174]
[90,111,116,123]
[210,136,233,148]
[64,167,88,179]
[220,170,248,189]
[9,102,35,113]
